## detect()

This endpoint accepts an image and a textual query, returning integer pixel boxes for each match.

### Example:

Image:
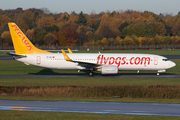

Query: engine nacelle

[101,65,118,74]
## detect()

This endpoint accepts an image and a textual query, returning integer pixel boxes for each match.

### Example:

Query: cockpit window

[162,59,169,61]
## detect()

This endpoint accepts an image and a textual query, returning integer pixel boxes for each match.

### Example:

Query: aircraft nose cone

[170,61,176,68]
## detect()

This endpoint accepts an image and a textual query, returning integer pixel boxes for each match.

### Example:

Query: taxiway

[0,100,180,116]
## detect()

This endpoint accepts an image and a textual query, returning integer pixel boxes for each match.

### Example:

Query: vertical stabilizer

[8,22,50,54]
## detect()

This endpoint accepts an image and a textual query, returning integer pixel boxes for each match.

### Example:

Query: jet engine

[101,65,118,74]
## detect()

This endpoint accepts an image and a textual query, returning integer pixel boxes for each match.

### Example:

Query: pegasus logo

[11,25,33,51]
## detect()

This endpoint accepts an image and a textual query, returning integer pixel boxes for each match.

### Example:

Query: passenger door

[154,57,158,65]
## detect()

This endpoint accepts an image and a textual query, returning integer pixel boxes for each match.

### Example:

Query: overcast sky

[1,0,180,15]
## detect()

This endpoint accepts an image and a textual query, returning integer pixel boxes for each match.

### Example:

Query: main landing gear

[89,71,94,77]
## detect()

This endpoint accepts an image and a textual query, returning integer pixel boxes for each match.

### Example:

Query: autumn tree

[86,31,93,41]
[2,8,180,47]
[101,38,108,46]
[122,22,166,38]
[36,15,55,28]
[52,31,66,46]
[43,25,58,32]
[15,18,29,33]
[68,13,78,24]
[76,11,87,25]
[0,14,11,32]
[123,36,135,45]
[1,22,9,33]
[26,29,35,43]
[165,16,180,36]
[77,25,88,46]
[21,10,36,29]
[114,36,123,45]
[99,24,114,38]
[137,37,148,46]
[118,22,129,35]
[163,36,171,45]
[165,24,172,36]
[62,28,78,46]
[43,33,57,46]
[96,13,109,34]
[1,31,12,46]
[34,28,47,45]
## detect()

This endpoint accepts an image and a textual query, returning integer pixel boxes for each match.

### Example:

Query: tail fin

[8,22,50,54]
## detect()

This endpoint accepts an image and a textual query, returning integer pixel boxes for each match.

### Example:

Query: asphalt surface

[0,56,13,60]
[0,100,180,116]
[1,55,180,60]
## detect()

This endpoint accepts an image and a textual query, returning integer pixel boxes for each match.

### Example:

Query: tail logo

[11,25,33,51]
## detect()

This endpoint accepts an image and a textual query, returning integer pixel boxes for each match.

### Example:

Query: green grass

[0,110,179,120]
[1,77,180,86]
[1,49,180,56]
[2,96,180,103]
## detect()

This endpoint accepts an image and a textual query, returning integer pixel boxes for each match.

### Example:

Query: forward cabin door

[154,57,158,65]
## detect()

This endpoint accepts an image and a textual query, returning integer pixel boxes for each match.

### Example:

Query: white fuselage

[14,53,176,72]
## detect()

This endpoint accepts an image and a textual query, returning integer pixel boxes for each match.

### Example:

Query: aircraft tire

[89,72,93,77]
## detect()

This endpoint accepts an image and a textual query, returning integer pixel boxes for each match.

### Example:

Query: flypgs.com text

[97,55,151,66]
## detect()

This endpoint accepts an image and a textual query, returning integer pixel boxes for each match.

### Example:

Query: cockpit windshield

[162,59,169,61]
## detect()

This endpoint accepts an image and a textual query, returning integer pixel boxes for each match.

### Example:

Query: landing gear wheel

[89,71,94,77]
[157,72,159,76]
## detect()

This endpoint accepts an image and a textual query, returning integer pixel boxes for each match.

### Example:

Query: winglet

[61,49,72,61]
[68,48,73,53]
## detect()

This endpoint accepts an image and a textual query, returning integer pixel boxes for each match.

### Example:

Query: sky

[0,0,180,15]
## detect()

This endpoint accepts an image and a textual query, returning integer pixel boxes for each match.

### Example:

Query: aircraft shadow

[29,68,88,75]
[29,69,61,75]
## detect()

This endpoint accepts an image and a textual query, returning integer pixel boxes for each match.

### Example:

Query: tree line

[1,8,180,47]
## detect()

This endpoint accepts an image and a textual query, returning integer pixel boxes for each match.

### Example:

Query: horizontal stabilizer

[7,52,27,58]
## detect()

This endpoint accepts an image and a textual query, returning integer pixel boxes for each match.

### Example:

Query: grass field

[1,77,180,86]
[1,49,180,55]
[1,110,179,120]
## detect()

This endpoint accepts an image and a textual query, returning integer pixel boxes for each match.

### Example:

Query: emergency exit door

[36,56,41,64]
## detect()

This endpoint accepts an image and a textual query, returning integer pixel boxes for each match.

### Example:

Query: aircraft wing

[61,49,101,69]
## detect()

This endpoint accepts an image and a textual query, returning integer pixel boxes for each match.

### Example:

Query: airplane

[7,22,176,76]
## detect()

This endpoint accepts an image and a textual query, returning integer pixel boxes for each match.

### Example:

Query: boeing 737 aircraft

[8,22,176,76]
